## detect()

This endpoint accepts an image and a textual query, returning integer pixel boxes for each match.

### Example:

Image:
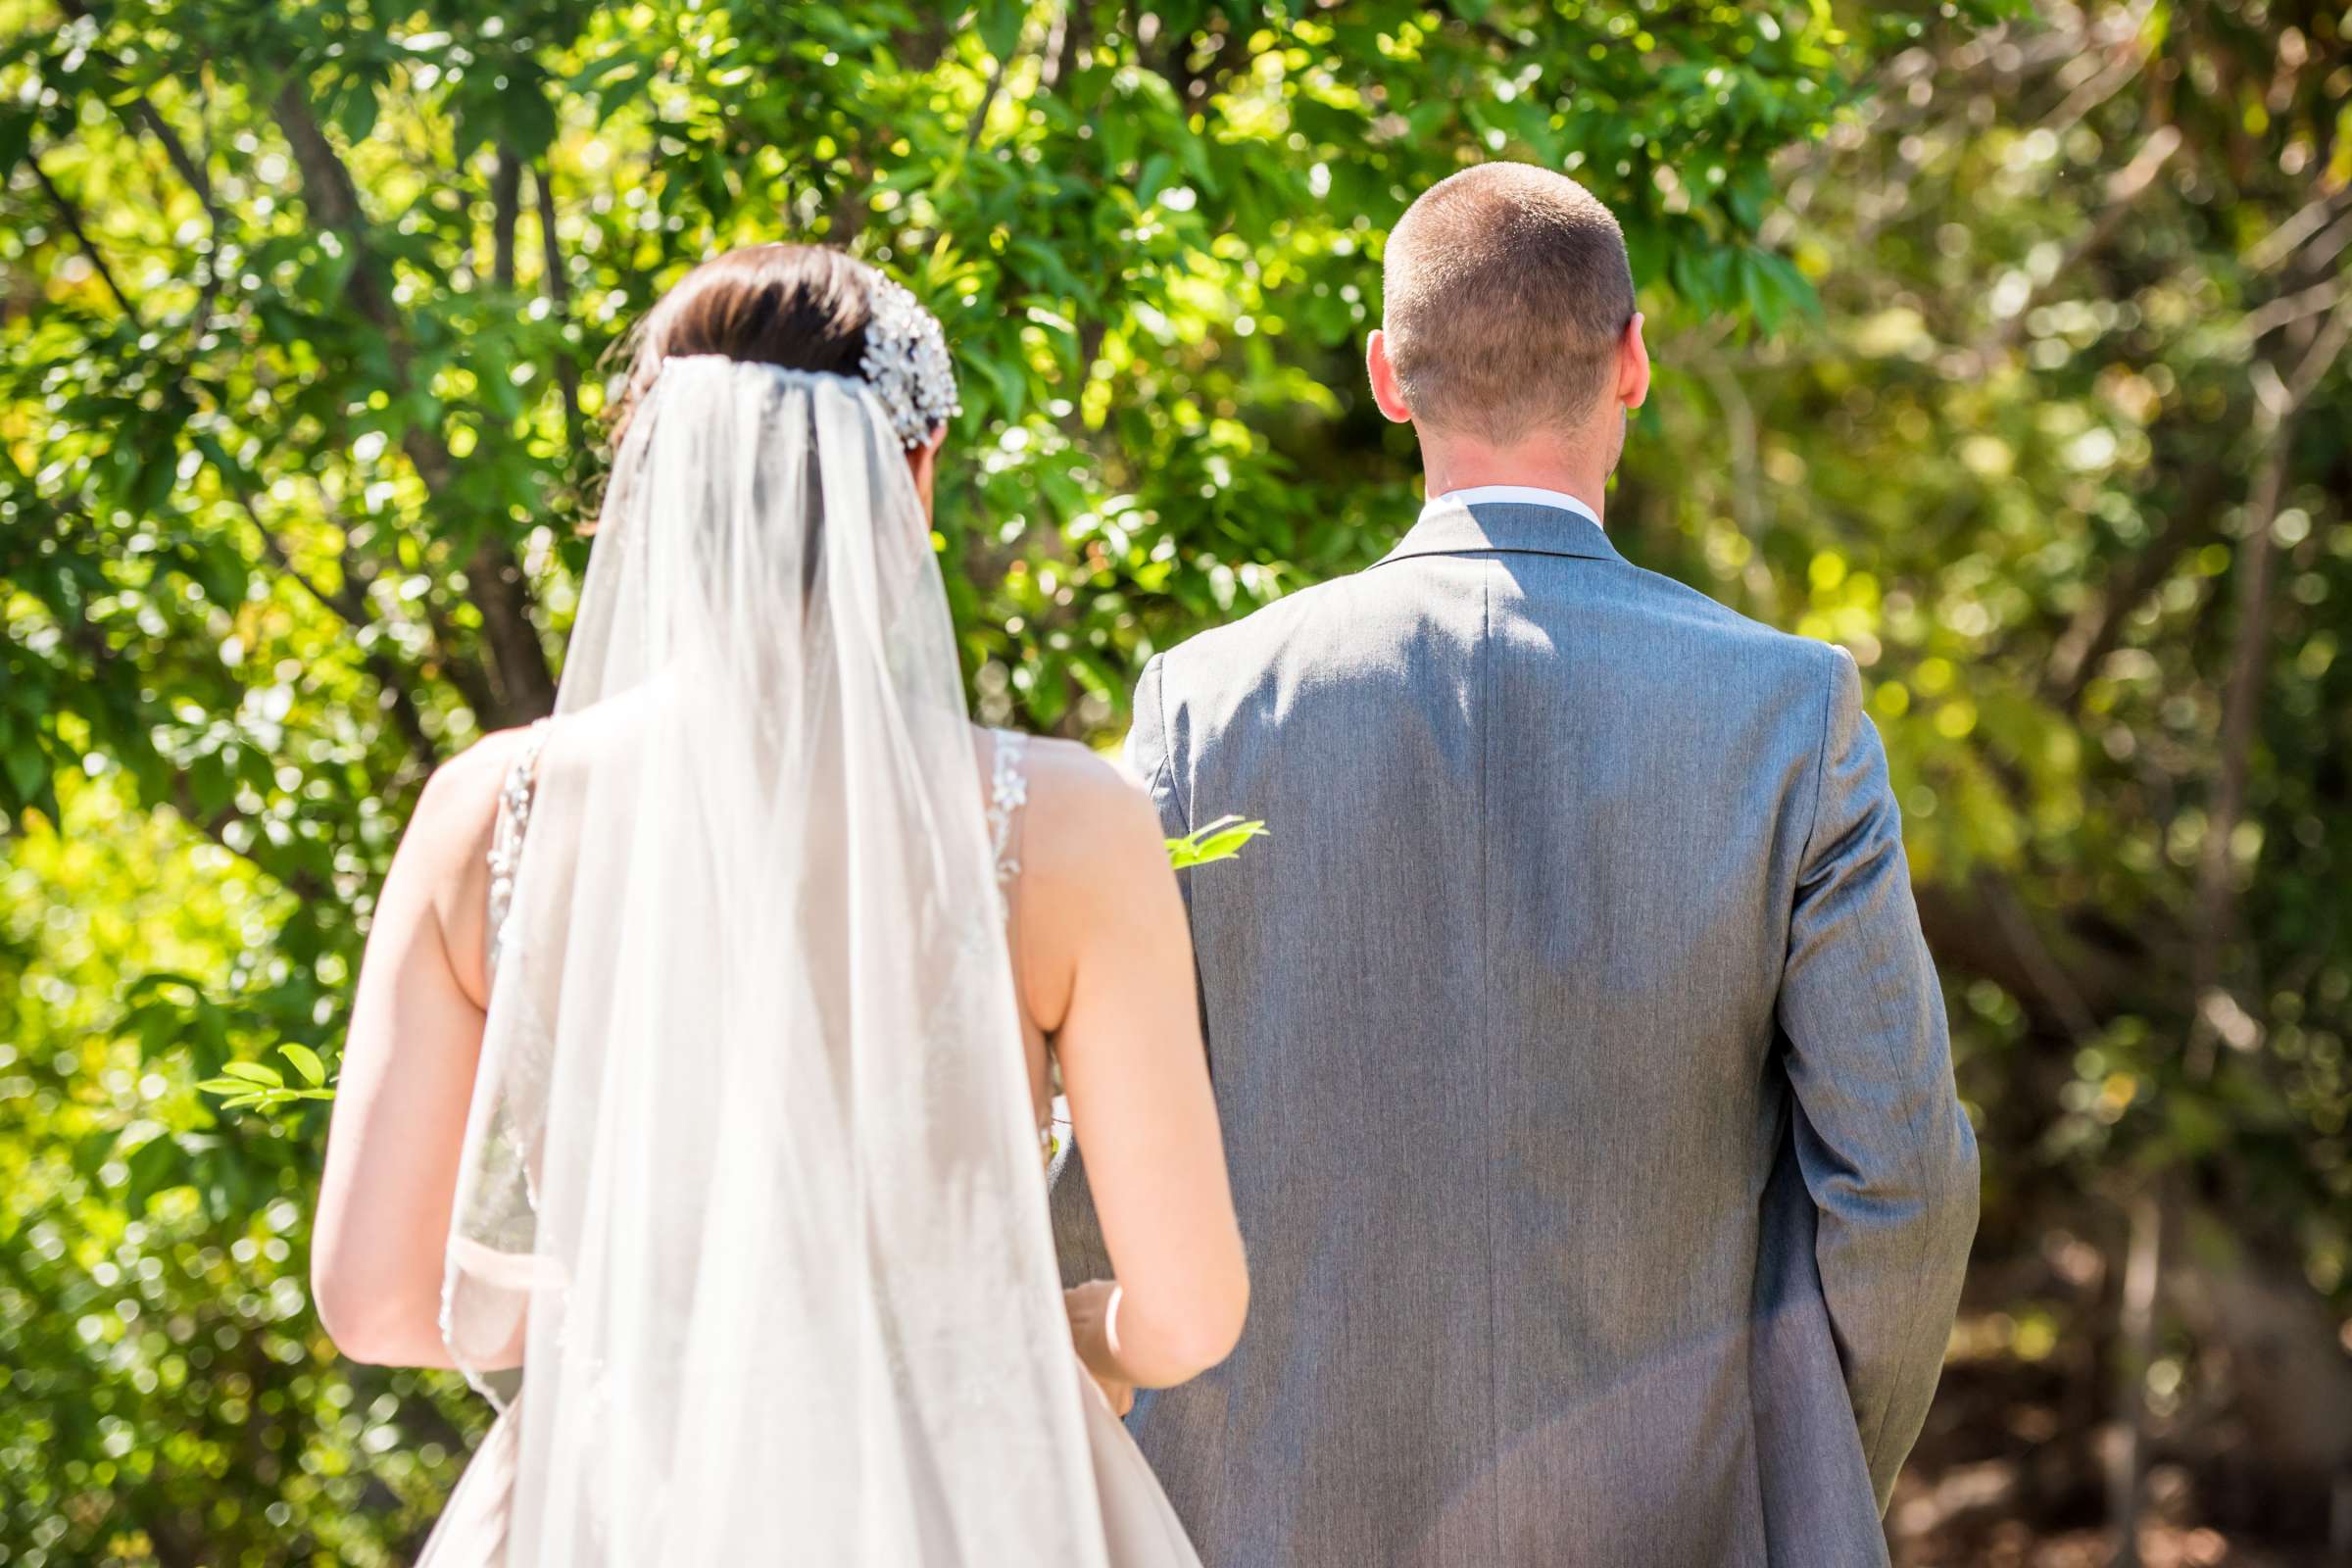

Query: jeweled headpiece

[858,273,961,449]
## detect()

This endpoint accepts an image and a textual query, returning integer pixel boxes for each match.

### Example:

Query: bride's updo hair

[608,243,876,445]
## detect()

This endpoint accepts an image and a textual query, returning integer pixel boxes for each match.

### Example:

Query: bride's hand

[1086,1366,1137,1418]
[1063,1281,1136,1416]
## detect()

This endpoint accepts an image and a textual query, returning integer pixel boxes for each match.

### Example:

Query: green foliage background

[3,0,2348,1562]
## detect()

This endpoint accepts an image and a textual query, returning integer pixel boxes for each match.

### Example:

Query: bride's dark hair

[608,243,876,445]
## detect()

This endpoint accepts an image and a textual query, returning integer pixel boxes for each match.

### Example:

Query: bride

[310,244,1248,1563]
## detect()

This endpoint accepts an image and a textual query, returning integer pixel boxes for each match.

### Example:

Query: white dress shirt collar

[1428,485,1603,529]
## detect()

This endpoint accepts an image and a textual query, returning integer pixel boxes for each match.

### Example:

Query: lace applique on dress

[987,730,1060,1163]
[485,718,553,979]
[443,717,554,1401]
[986,728,1029,916]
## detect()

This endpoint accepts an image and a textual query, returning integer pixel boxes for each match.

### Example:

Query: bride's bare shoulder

[375,724,548,1002]
[1004,734,1169,885]
[410,725,544,840]
[996,734,1188,1036]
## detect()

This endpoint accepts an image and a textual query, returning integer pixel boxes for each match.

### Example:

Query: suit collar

[1431,485,1602,525]
[1373,497,1624,569]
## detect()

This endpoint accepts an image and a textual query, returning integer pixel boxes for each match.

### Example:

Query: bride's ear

[906,424,947,518]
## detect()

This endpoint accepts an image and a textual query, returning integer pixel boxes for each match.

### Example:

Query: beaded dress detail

[484,719,553,979]
[988,729,1030,913]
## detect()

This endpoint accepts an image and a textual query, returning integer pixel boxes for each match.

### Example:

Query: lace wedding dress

[412,358,1200,1566]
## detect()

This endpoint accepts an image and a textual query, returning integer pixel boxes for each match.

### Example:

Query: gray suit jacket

[1052,499,1979,1568]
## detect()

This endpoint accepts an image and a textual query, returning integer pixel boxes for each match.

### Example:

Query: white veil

[438,357,1110,1563]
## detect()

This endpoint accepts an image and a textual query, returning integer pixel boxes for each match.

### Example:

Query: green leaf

[122,1135,183,1215]
[503,90,560,161]
[566,49,649,98]
[0,108,33,183]
[970,351,1027,424]
[73,1127,122,1179]
[1165,815,1267,870]
[279,1043,327,1088]
[5,733,44,806]
[337,78,382,145]
[220,1061,283,1087]
[1136,152,1173,208]
[977,0,1027,62]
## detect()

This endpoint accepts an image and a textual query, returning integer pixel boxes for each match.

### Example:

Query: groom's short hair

[1382,164,1637,443]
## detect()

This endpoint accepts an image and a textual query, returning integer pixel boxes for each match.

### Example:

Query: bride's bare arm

[313,731,529,1367]
[1019,743,1249,1390]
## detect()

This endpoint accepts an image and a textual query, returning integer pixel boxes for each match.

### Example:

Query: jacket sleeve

[1776,647,1981,1511]
[1122,653,1190,839]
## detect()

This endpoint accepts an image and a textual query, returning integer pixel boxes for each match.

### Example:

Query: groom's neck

[1418,431,1610,525]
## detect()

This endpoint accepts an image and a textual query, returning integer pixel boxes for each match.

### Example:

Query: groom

[1054,162,1979,1566]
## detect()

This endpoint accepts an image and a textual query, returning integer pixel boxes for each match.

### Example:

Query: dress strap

[986,728,1030,914]
[485,718,554,976]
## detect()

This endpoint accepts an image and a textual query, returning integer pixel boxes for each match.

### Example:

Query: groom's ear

[1365,330,1414,424]
[1616,312,1651,413]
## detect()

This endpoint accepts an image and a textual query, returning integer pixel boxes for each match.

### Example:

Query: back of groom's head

[1381,164,1636,445]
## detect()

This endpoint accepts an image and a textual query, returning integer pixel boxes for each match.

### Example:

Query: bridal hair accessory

[859,272,961,448]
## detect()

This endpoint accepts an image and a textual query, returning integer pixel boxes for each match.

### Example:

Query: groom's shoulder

[1611,558,1838,665]
[1152,551,1838,685]
[1611,566,1858,728]
[1149,568,1378,695]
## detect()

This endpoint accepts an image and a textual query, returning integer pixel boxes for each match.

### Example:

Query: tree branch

[2035,9,2155,141]
[170,775,328,904]
[2183,300,2352,1082]
[491,143,521,292]
[2281,293,2352,406]
[356,644,442,775]
[236,499,438,771]
[270,74,559,722]
[2045,463,2227,706]
[417,589,507,722]
[29,153,145,329]
[1990,124,2180,352]
[463,540,557,723]
[1042,0,1086,87]
[1915,875,2153,1038]
[965,52,1016,151]
[51,0,230,345]
[36,95,444,770]
[131,96,215,211]
[1982,871,2102,1042]
[531,161,587,460]
[2244,183,2352,272]
[1693,356,1785,622]
[2118,306,2350,1568]
[2059,245,2352,708]
[2237,276,2345,344]
[242,498,361,621]
[270,81,404,362]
